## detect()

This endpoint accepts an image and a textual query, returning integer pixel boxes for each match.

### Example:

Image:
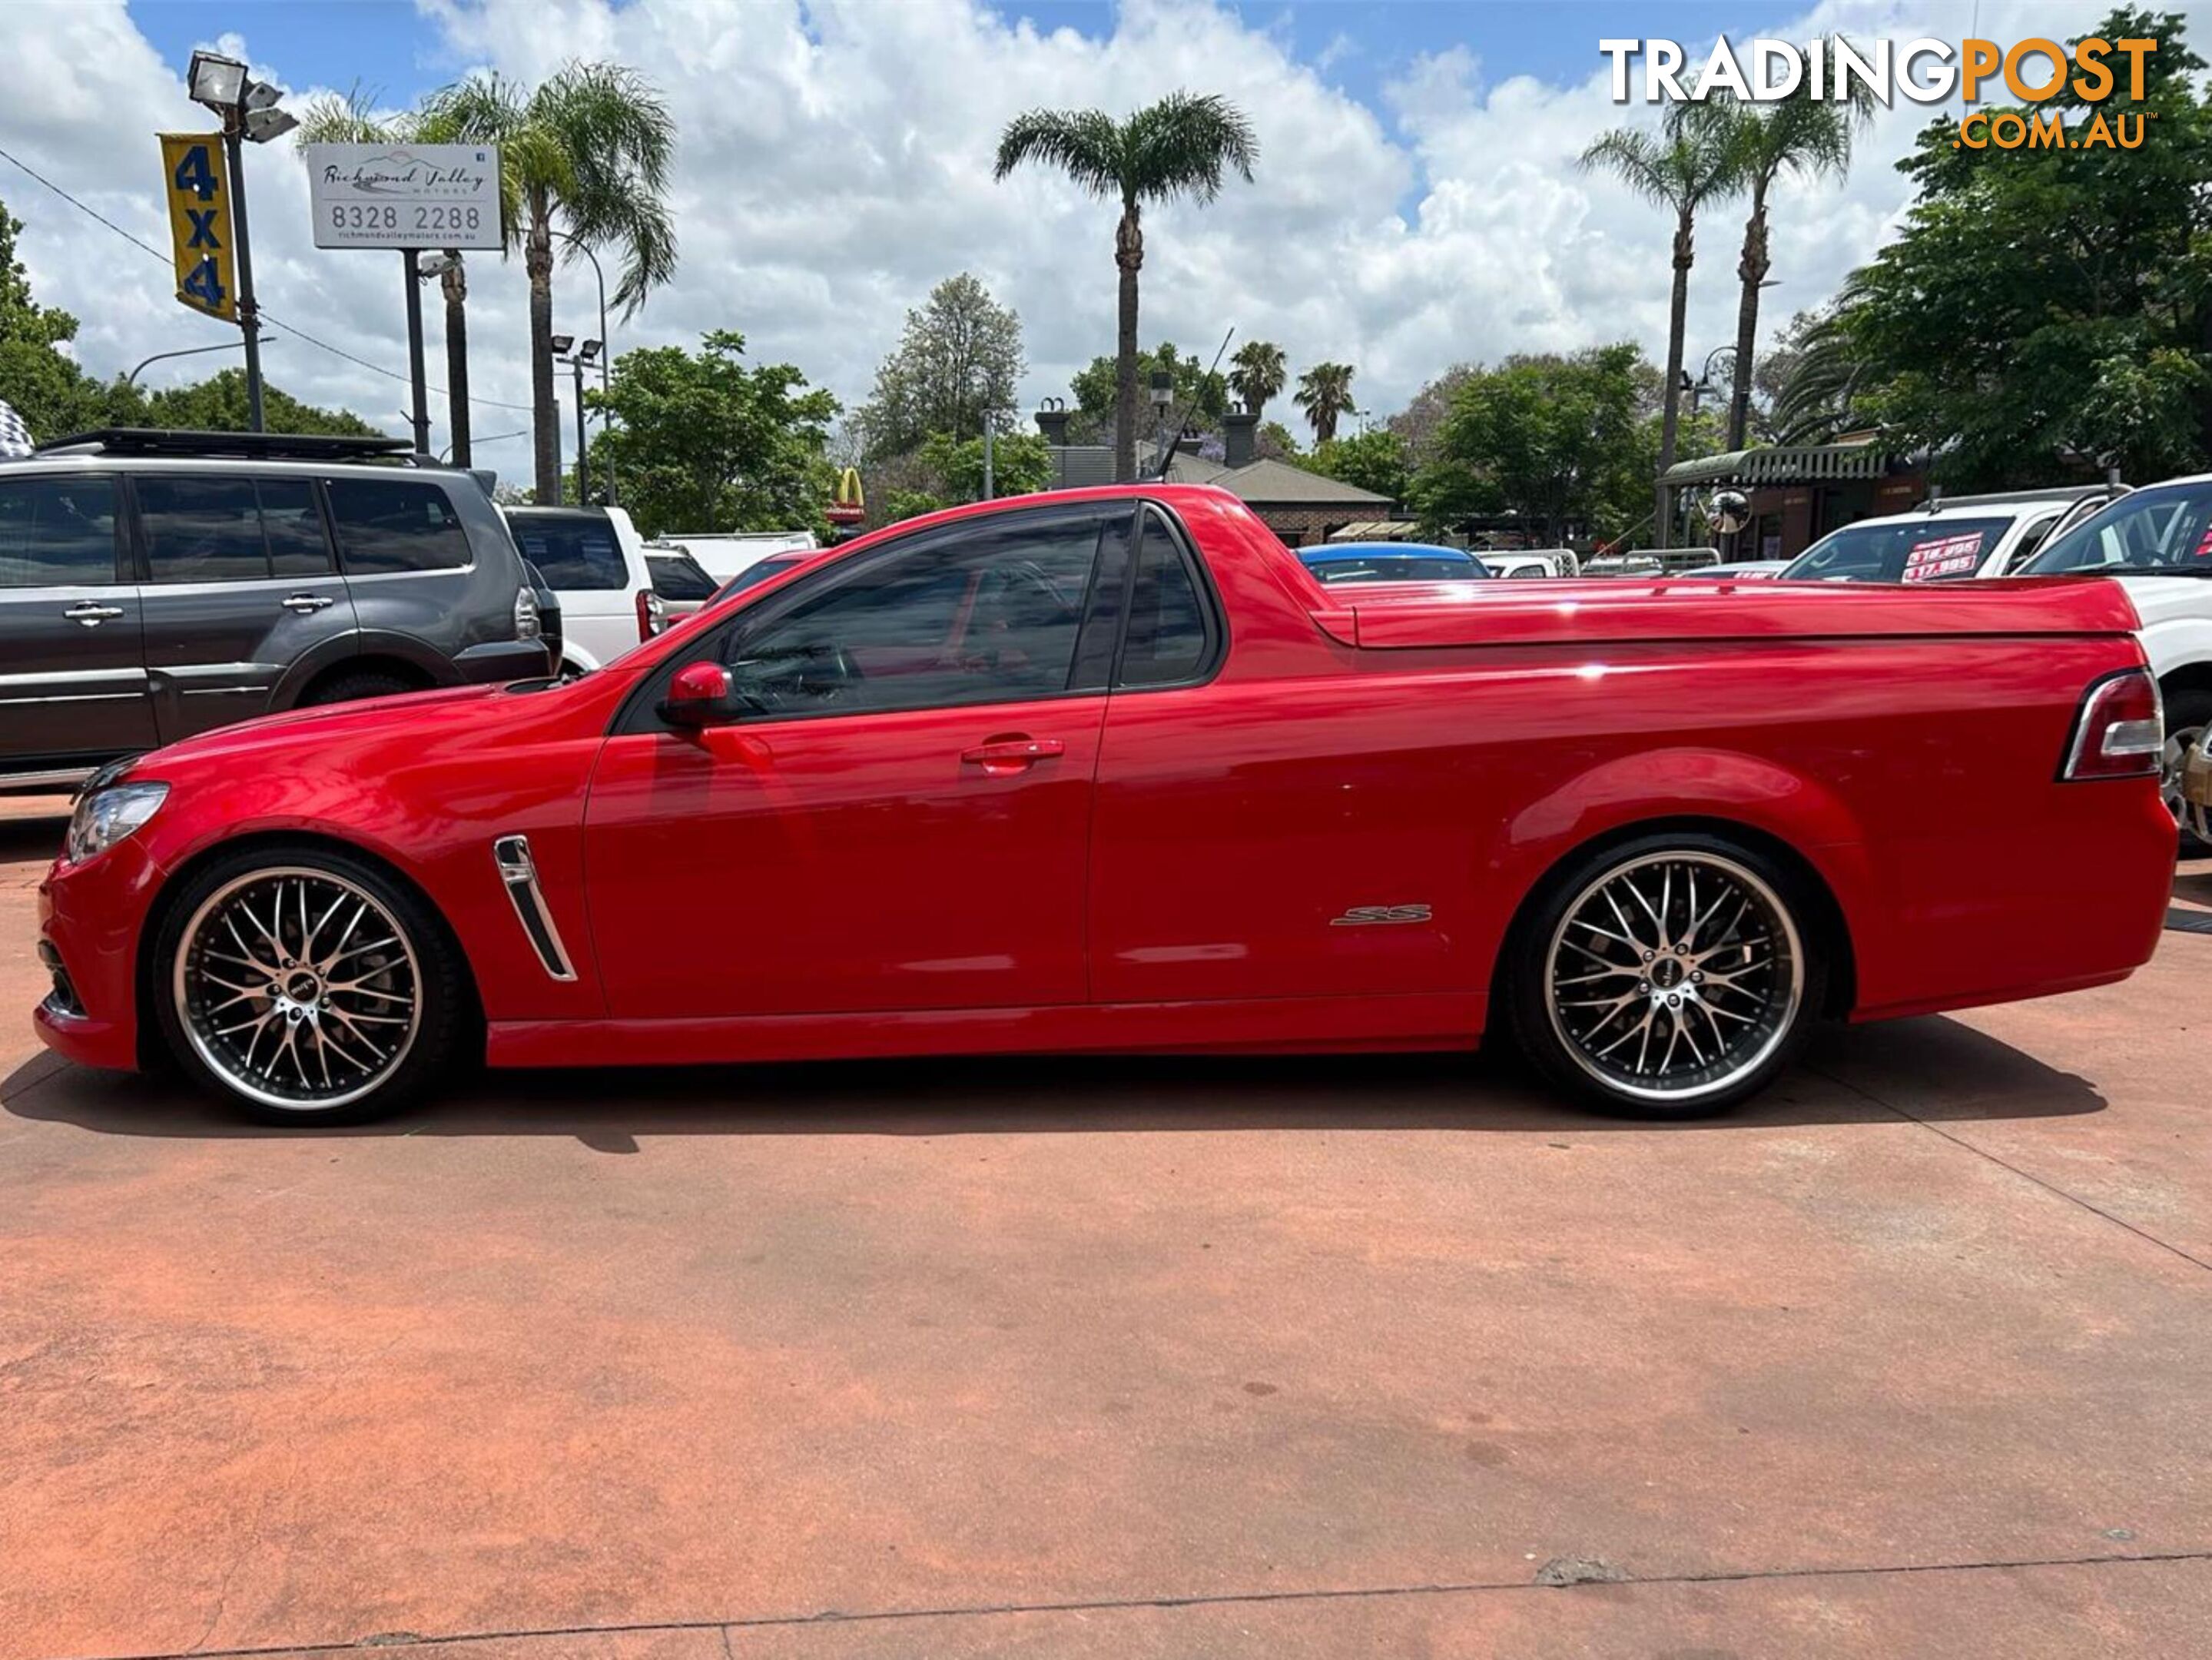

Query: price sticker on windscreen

[1902,532,1986,583]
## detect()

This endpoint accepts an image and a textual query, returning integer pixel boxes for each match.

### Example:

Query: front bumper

[453,638,556,685]
[32,838,166,1073]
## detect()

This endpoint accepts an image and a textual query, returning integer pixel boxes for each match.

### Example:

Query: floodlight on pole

[186,51,247,111]
[578,339,601,364]
[549,334,575,356]
[183,48,293,433]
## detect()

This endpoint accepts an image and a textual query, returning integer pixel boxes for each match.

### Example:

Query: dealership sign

[158,134,237,322]
[304,143,502,251]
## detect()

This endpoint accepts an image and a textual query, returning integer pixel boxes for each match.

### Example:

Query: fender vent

[492,835,578,982]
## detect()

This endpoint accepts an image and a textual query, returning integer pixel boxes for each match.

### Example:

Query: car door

[129,473,357,742]
[582,503,1131,1020]
[0,470,157,777]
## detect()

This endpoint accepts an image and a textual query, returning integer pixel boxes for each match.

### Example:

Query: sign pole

[224,125,265,433]
[402,250,430,456]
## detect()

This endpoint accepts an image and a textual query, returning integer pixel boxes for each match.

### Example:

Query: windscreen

[2021,480,2212,576]
[1781,517,2011,583]
[1305,556,1486,583]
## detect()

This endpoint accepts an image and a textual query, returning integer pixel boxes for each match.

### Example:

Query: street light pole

[222,124,266,433]
[551,231,615,504]
[125,336,270,387]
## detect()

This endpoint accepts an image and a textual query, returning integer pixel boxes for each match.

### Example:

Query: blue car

[1298,541,1489,584]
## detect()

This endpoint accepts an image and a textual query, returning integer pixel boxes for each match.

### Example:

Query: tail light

[513,584,542,642]
[637,586,668,641]
[2061,669,2164,781]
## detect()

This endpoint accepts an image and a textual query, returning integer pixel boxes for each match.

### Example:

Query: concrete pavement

[4,797,2208,1658]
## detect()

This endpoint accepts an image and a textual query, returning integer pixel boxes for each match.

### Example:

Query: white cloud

[4,0,2208,474]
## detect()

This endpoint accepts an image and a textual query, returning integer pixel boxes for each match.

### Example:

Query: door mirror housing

[660,660,742,728]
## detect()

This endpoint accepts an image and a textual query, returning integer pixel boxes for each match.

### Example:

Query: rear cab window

[325,477,473,575]
[0,474,121,587]
[510,511,629,591]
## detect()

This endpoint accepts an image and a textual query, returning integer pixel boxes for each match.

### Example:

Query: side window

[258,479,332,576]
[325,477,472,575]
[135,476,269,583]
[1116,511,1213,687]
[0,476,119,588]
[514,514,627,589]
[721,513,1109,717]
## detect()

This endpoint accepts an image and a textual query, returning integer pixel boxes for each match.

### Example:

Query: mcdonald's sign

[827,466,866,526]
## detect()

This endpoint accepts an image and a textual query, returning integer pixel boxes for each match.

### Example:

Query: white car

[1479,553,1567,579]
[2018,474,2212,844]
[655,529,818,585]
[644,546,720,619]
[503,505,665,673]
[1777,487,2117,586]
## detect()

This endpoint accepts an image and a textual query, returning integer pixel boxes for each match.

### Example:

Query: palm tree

[1579,118,1738,546]
[1676,52,1874,452]
[1228,339,1286,419]
[422,62,676,503]
[1295,362,1357,445]
[995,93,1257,482]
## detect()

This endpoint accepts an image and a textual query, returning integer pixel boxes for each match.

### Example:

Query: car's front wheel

[152,845,469,1125]
[2161,689,2212,856]
[1507,833,1826,1117]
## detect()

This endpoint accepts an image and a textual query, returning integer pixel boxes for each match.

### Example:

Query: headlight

[66,782,169,865]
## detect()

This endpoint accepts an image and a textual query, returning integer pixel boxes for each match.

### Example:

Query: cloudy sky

[3,0,2206,473]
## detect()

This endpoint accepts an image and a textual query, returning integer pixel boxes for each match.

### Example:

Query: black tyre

[1506,832,1828,1118]
[301,669,419,707]
[151,844,469,1126]
[2161,689,2212,856]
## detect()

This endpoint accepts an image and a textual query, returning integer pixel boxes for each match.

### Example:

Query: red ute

[34,484,2176,1124]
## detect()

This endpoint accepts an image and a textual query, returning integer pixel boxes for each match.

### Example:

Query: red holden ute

[34,484,2177,1125]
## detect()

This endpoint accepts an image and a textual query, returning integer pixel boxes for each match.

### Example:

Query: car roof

[0,450,476,485]
[1302,542,1471,561]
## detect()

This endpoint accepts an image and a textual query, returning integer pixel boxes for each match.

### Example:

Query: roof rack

[30,428,419,463]
[1916,483,2118,512]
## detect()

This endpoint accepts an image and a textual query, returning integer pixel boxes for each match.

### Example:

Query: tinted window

[1305,556,1483,583]
[713,556,801,602]
[722,515,1104,715]
[648,549,718,600]
[1782,516,2011,583]
[136,476,270,583]
[259,479,331,576]
[512,512,627,590]
[326,477,472,575]
[0,476,118,588]
[2022,481,2212,576]
[1119,514,1211,687]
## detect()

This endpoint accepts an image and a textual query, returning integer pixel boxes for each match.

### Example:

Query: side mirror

[660,660,741,728]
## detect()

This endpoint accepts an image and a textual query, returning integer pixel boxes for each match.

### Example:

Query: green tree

[1816,8,2212,486]
[0,194,117,441]
[1675,46,1875,449]
[996,91,1257,483]
[1069,340,1227,446]
[1228,338,1286,417]
[856,273,1025,459]
[423,62,678,503]
[1580,116,1739,545]
[1294,361,1357,444]
[587,330,838,538]
[143,369,383,437]
[1305,428,1408,501]
[1411,346,1654,544]
[919,428,1054,502]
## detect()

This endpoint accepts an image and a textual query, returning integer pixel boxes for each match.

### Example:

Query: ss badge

[1331,903,1433,927]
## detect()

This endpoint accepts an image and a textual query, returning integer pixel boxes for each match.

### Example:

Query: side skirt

[486,991,1483,1069]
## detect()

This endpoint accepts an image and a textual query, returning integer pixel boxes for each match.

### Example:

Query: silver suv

[0,428,553,792]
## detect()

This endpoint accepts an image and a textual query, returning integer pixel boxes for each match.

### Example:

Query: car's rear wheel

[153,847,466,1125]
[1507,834,1826,1117]
[2161,689,2212,855]
[302,669,418,706]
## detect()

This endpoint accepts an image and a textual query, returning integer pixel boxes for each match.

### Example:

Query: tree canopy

[1816,7,2212,486]
[586,329,838,537]
[855,273,1025,459]
[1068,340,1227,443]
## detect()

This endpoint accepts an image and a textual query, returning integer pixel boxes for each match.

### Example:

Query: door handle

[281,593,335,613]
[960,736,1066,775]
[62,602,123,626]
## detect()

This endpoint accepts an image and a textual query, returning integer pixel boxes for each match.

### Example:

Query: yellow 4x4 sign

[158,134,237,323]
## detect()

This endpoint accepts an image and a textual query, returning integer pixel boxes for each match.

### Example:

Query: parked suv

[503,504,663,672]
[0,428,551,792]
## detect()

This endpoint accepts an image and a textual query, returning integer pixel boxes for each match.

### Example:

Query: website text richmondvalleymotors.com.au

[1601,32,2162,150]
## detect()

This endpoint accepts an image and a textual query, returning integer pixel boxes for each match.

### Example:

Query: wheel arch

[1487,814,1859,1033]
[135,829,484,1071]
[273,632,456,710]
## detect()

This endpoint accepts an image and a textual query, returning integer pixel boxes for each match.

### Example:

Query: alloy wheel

[1544,851,1804,1104]
[172,866,423,1112]
[2163,725,2206,839]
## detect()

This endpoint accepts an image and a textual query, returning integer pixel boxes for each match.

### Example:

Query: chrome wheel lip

[171,865,423,1113]
[1544,851,1805,1104]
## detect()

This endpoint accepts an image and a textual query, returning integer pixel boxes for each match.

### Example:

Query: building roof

[1163,454,1393,506]
[1660,437,1893,488]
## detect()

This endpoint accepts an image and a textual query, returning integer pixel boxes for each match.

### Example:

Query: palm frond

[993,108,1125,198]
[1123,91,1259,205]
[292,82,410,146]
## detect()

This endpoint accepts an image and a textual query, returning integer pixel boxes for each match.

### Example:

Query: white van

[503,505,664,672]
